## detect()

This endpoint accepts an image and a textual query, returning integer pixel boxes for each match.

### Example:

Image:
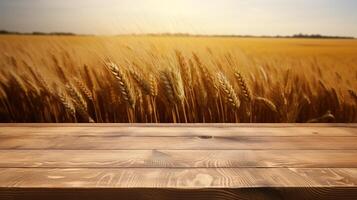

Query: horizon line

[0,30,355,39]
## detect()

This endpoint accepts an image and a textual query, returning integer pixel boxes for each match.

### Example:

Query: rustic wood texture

[1,150,357,168]
[1,168,357,188]
[0,124,356,200]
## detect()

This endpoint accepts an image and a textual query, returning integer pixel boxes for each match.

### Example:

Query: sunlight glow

[0,0,356,36]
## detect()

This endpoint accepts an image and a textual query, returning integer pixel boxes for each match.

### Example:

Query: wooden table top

[0,124,357,200]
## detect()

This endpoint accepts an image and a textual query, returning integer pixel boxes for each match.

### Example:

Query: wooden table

[0,124,357,200]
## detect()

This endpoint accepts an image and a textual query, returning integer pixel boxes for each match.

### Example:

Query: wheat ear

[254,97,278,113]
[171,69,185,102]
[66,84,87,110]
[175,50,192,86]
[161,70,177,104]
[160,69,185,104]
[234,70,252,103]
[74,78,93,101]
[59,93,76,118]
[217,72,240,109]
[149,74,158,97]
[130,69,151,95]
[106,62,136,108]
[193,52,219,92]
[65,84,95,123]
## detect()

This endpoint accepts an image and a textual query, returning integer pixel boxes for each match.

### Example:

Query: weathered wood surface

[0,124,356,200]
[1,150,357,168]
[1,135,357,150]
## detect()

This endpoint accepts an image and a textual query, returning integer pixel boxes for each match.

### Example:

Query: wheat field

[0,35,356,123]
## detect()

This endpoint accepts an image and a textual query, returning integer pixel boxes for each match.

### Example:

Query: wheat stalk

[171,69,185,103]
[149,74,158,97]
[193,52,219,94]
[217,72,240,109]
[65,83,95,122]
[130,69,151,95]
[161,70,175,104]
[83,65,94,90]
[160,68,185,105]
[176,50,192,87]
[254,97,278,113]
[59,93,76,118]
[234,70,252,103]
[106,62,136,108]
[66,84,87,110]
[74,78,93,101]
[161,70,185,104]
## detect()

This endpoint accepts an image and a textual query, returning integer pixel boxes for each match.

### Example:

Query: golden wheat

[160,68,185,105]
[234,70,252,103]
[130,69,151,95]
[254,97,278,113]
[217,72,241,109]
[105,62,136,109]
[59,93,76,118]
[0,35,356,123]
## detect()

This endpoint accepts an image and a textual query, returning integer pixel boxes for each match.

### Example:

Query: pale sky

[0,0,356,36]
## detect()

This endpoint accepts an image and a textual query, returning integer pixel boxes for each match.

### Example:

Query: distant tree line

[291,33,354,39]
[0,30,76,36]
[0,30,354,39]
[131,32,355,39]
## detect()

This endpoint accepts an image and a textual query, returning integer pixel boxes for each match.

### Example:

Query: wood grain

[1,150,357,168]
[0,126,356,137]
[0,135,357,150]
[0,168,356,188]
[0,124,356,199]
[1,123,356,127]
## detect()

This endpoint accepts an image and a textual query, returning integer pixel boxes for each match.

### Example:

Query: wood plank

[0,124,356,199]
[0,135,356,150]
[1,188,357,200]
[1,150,357,168]
[1,123,356,127]
[1,126,356,137]
[0,168,356,188]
